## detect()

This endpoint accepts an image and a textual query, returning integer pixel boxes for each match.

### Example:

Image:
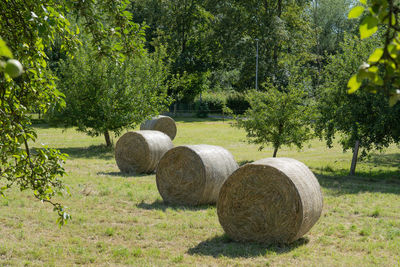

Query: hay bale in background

[115,131,173,174]
[217,157,323,244]
[156,145,239,205]
[140,115,177,140]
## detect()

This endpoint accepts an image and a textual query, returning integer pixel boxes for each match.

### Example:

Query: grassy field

[0,118,399,266]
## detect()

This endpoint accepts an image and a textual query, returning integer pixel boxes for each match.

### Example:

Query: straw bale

[140,115,177,140]
[156,145,238,205]
[217,157,323,244]
[115,131,173,174]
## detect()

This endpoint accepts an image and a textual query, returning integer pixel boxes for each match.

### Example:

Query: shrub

[226,92,250,114]
[194,92,227,113]
[195,101,209,118]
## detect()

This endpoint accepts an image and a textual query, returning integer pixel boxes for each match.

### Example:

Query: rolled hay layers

[217,157,323,244]
[115,131,173,174]
[140,115,177,140]
[156,145,239,205]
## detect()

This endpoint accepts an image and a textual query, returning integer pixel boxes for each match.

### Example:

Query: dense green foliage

[130,0,318,100]
[235,77,314,157]
[51,47,170,146]
[194,92,226,113]
[0,0,146,223]
[316,35,400,159]
[347,0,400,105]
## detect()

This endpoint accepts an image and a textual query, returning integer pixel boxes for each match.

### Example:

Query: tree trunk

[104,131,112,147]
[273,147,278,158]
[350,140,360,175]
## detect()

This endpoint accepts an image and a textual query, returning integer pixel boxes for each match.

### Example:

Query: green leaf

[373,74,383,85]
[368,48,384,62]
[389,95,399,107]
[387,44,398,58]
[360,16,378,39]
[348,6,364,19]
[359,0,366,4]
[348,74,362,94]
[0,38,13,58]
[368,66,379,73]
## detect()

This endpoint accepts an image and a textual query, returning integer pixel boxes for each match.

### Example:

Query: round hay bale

[156,145,239,205]
[140,115,177,140]
[217,157,323,244]
[115,131,173,174]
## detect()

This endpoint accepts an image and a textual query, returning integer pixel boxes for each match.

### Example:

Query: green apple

[5,59,23,78]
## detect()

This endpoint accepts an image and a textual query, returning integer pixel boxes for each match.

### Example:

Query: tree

[0,0,145,224]
[205,0,316,91]
[308,0,358,93]
[347,0,400,105]
[130,0,215,103]
[315,35,400,174]
[310,0,357,56]
[52,46,171,146]
[235,75,314,157]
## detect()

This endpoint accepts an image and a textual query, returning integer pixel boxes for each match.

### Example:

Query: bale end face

[156,145,238,205]
[217,157,323,244]
[115,131,173,174]
[140,115,177,140]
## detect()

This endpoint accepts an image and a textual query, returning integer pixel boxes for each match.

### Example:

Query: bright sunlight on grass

[0,118,399,266]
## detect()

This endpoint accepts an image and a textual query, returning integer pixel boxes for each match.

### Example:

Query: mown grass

[0,118,399,266]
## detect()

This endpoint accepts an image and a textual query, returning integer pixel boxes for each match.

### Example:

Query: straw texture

[115,131,173,174]
[140,115,177,140]
[156,145,238,205]
[217,157,323,244]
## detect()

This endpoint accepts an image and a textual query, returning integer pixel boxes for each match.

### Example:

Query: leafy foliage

[130,0,214,102]
[347,0,400,105]
[315,35,400,161]
[235,78,314,157]
[194,91,226,113]
[0,0,146,224]
[195,101,209,118]
[226,92,250,115]
[51,47,171,146]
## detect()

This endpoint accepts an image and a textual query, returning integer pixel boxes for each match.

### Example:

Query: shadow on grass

[136,199,213,211]
[187,234,309,258]
[316,170,400,195]
[97,171,150,178]
[365,152,400,168]
[32,122,63,129]
[172,117,225,123]
[56,145,114,160]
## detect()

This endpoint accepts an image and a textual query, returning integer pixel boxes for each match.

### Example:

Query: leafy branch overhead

[347,0,400,106]
[0,0,147,225]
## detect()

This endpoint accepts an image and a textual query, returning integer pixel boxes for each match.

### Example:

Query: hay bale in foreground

[115,131,173,174]
[140,115,177,140]
[217,157,323,244]
[156,145,239,205]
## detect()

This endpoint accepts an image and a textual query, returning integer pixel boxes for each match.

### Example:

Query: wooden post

[350,140,360,175]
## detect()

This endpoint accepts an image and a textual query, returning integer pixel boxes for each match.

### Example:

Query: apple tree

[0,0,146,224]
[51,46,171,146]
